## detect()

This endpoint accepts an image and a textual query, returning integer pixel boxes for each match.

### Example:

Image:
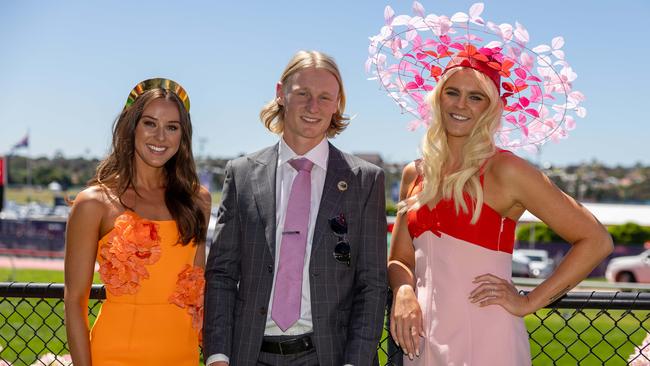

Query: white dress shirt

[207,137,328,366]
[265,136,328,335]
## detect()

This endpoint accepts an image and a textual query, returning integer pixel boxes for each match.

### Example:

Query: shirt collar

[278,136,329,171]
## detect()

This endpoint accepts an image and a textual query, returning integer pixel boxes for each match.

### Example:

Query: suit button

[267,264,273,273]
[259,307,267,315]
[311,272,319,277]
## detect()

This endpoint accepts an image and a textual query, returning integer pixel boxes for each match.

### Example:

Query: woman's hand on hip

[469,273,532,317]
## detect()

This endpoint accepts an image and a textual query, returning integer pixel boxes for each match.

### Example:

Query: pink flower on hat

[367,1,587,149]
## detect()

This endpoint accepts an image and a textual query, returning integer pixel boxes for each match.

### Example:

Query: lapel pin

[337,181,348,192]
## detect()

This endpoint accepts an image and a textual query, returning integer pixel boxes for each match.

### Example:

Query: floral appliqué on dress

[169,264,205,342]
[98,211,162,295]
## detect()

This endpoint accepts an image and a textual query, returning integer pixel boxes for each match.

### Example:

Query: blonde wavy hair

[402,67,503,223]
[259,50,349,137]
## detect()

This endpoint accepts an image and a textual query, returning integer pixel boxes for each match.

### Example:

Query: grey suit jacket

[204,142,387,366]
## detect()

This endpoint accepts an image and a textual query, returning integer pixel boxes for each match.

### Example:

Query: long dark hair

[89,88,206,245]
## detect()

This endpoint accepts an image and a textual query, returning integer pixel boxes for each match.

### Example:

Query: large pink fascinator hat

[366,2,586,151]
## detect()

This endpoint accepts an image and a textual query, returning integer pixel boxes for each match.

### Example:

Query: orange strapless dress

[90,211,203,366]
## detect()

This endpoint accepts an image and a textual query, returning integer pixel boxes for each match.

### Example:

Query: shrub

[608,222,650,245]
[516,221,650,246]
[386,202,398,216]
[516,223,565,243]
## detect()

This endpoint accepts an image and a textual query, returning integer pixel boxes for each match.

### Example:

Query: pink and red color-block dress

[404,169,531,365]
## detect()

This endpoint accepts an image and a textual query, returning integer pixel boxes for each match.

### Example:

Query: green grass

[0,270,98,365]
[0,269,102,365]
[587,277,609,282]
[5,187,81,205]
[377,309,647,365]
[1,270,648,365]
[0,303,647,365]
[526,309,648,365]
[377,317,390,365]
[0,296,102,366]
[0,268,101,283]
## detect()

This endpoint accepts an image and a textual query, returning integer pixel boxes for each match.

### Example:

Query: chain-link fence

[2,283,650,365]
[0,283,103,366]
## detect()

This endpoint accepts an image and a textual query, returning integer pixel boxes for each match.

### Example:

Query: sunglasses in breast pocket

[329,213,350,267]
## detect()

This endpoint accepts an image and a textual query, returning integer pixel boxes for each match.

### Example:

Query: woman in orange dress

[64,78,211,366]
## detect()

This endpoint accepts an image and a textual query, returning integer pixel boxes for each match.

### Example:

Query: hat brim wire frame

[372,21,573,149]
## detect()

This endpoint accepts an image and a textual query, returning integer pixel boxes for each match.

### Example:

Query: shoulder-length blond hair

[259,50,349,137]
[404,67,503,223]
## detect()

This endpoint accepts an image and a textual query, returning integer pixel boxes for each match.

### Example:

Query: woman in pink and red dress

[389,66,613,366]
[373,4,614,365]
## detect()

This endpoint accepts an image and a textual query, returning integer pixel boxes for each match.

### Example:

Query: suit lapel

[251,144,278,258]
[311,143,354,255]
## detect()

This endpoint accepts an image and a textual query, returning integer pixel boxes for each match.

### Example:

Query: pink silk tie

[271,158,314,331]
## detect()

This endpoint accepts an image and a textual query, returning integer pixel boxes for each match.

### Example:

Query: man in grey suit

[204,50,387,366]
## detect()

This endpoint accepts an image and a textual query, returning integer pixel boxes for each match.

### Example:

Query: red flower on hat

[457,44,489,63]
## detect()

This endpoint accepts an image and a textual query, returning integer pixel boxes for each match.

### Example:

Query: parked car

[605,250,650,283]
[512,251,532,278]
[514,249,554,278]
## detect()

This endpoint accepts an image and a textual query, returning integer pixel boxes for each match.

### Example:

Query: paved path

[0,256,65,271]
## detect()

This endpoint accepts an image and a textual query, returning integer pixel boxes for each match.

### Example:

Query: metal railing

[2,283,650,365]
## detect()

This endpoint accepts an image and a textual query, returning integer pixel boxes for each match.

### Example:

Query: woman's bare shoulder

[489,151,538,182]
[74,186,109,206]
[198,185,212,211]
[402,161,420,185]
[71,186,113,219]
[198,185,211,201]
[399,161,421,201]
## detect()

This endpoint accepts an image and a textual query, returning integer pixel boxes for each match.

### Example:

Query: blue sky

[1,0,648,166]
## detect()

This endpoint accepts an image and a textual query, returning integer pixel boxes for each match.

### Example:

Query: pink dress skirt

[404,172,531,365]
